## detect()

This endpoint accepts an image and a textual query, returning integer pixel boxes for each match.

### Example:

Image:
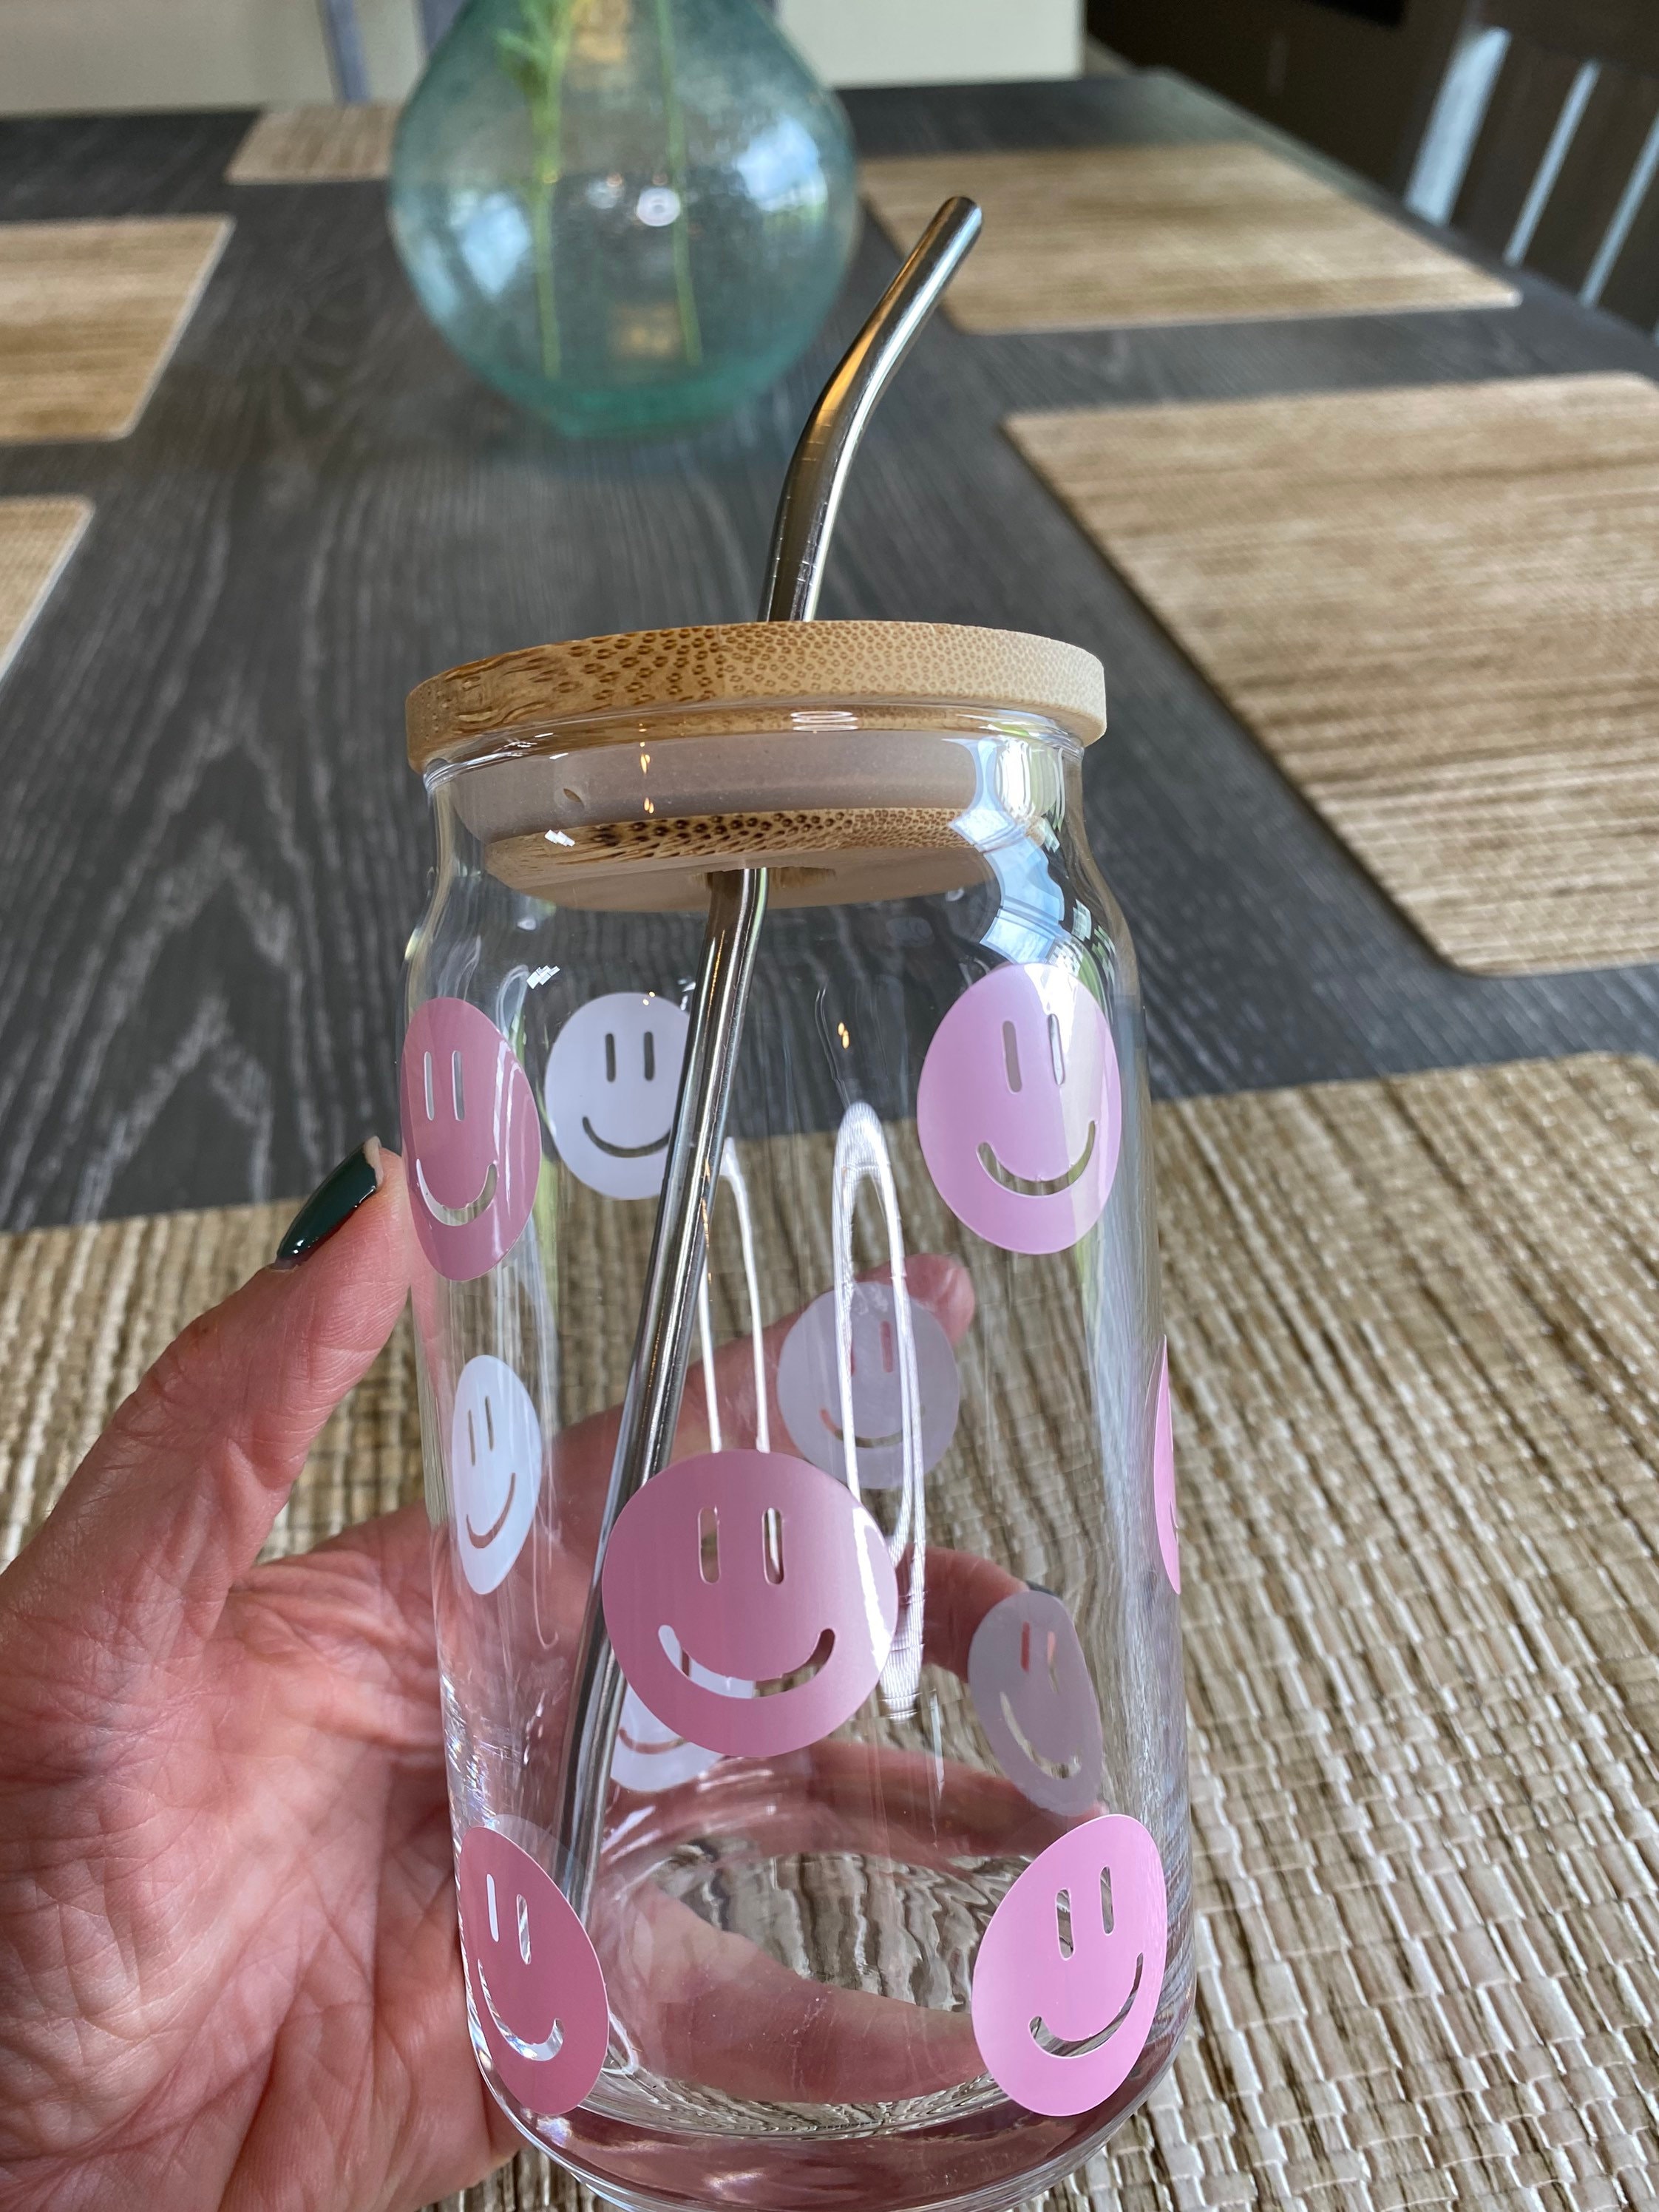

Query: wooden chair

[316,0,465,104]
[1405,0,1659,331]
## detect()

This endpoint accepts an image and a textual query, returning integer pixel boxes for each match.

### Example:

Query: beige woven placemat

[3,1053,1656,2207]
[1010,372,1659,977]
[860,143,1515,333]
[0,217,231,442]
[228,104,401,185]
[0,497,90,687]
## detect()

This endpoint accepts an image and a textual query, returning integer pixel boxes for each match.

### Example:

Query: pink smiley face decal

[401,997,543,1282]
[1152,1342,1179,1595]
[917,964,1121,1256]
[456,1826,609,2117]
[972,1814,1167,2117]
[610,1629,754,1794]
[601,1449,898,1759]
[967,1589,1105,1816]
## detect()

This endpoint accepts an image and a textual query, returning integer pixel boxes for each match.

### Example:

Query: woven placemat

[3,1053,1655,2207]
[1009,372,1659,977]
[0,217,231,442]
[860,143,1515,334]
[0,497,89,688]
[228,104,401,185]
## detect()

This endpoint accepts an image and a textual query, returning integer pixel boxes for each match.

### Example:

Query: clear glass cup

[401,623,1192,2212]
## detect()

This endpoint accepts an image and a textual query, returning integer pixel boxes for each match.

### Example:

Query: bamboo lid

[406,620,1106,770]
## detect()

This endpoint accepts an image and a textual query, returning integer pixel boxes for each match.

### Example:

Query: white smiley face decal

[543,992,689,1200]
[967,1588,1105,1816]
[776,1280,961,1491]
[449,1355,542,1596]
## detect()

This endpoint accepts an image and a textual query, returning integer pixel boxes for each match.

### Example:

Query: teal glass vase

[387,0,859,438]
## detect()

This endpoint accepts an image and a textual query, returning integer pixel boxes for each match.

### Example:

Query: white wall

[777,0,1081,86]
[0,0,422,114]
[0,0,1079,116]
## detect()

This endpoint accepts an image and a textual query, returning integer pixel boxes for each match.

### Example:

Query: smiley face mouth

[617,1720,682,1757]
[416,1157,498,1227]
[977,1121,1096,1199]
[819,1408,904,1453]
[582,1117,671,1161]
[617,1714,703,1760]
[464,1470,518,1550]
[660,1623,835,1699]
[1030,1953,1144,2059]
[476,1964,565,2063]
[1001,1694,1089,1782]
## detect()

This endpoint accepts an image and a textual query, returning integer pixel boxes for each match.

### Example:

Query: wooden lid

[406,620,1106,770]
[485,804,994,912]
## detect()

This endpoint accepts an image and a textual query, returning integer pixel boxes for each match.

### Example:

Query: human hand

[0,1144,1032,2210]
[0,1144,504,2212]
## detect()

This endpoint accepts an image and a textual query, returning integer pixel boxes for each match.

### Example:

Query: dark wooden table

[1,71,1656,1232]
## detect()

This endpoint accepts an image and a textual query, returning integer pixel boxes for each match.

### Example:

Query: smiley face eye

[486,1870,501,1943]
[761,1506,784,1586]
[452,1048,465,1119]
[699,1506,719,1583]
[643,1028,656,1082]
[605,1031,617,1083]
[1048,1011,1066,1086]
[423,1050,435,1122]
[1051,1868,1115,1956]
[1002,1020,1022,1093]
[518,1891,532,1964]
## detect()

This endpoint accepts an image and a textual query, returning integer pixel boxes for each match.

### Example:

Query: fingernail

[272,1139,384,1269]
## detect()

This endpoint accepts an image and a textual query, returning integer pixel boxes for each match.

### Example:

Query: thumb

[3,1142,413,1670]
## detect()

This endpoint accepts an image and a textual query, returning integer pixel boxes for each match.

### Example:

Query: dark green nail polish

[272,1139,384,1269]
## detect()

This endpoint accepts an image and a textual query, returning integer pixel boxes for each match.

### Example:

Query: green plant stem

[651,0,702,367]
[531,106,562,379]
[498,0,575,381]
[531,30,570,380]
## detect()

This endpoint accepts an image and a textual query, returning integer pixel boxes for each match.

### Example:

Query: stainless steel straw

[554,197,983,1907]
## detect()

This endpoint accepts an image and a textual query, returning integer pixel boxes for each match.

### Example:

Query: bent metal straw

[552,198,984,1910]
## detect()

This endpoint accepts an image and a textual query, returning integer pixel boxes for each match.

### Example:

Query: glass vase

[387,0,860,437]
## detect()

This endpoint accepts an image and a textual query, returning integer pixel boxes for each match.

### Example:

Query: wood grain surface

[861,141,1516,333]
[228,104,402,186]
[1008,371,1659,976]
[0,216,231,440]
[2,1053,1654,2208]
[0,497,90,685]
[0,80,1657,1232]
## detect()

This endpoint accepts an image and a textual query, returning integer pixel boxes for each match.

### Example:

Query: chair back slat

[1527,67,1659,294]
[1407,0,1659,337]
[1451,36,1587,249]
[1594,141,1659,325]
[316,0,464,104]
[316,0,371,102]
